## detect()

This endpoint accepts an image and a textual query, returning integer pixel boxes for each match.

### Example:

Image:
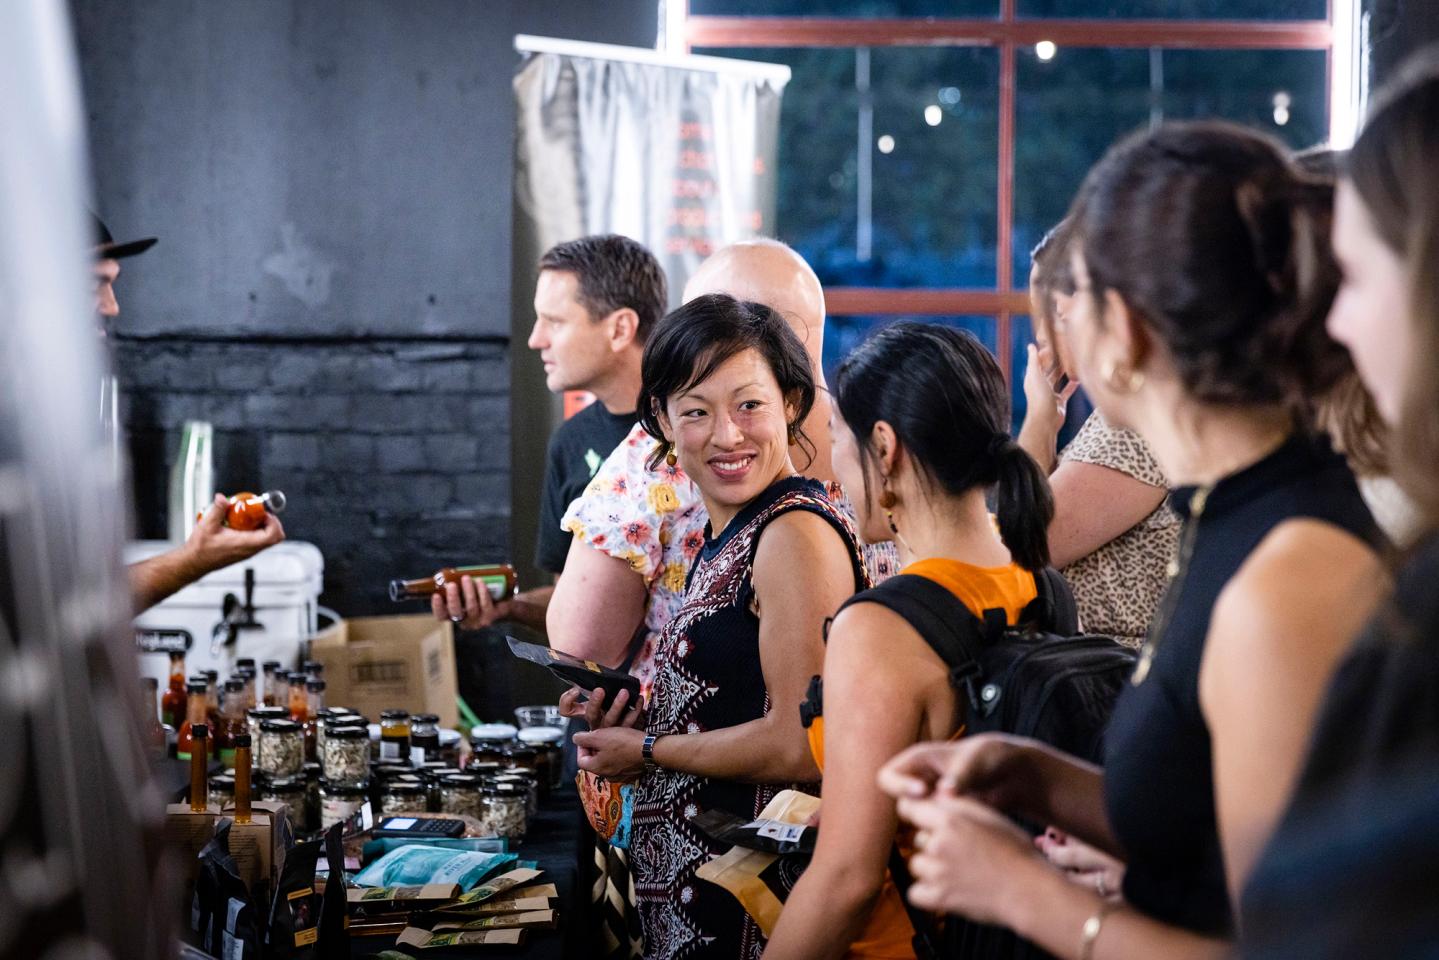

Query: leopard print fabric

[1058,413,1181,648]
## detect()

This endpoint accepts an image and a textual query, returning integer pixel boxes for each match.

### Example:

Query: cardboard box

[166,801,286,899]
[165,805,220,896]
[309,615,457,728]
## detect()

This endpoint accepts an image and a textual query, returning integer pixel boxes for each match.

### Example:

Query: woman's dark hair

[834,321,1054,572]
[1345,48,1439,529]
[1029,217,1077,355]
[1068,120,1348,407]
[638,293,816,471]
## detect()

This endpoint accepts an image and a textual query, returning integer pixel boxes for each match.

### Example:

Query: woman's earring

[665,447,678,467]
[879,479,899,533]
[1101,358,1146,394]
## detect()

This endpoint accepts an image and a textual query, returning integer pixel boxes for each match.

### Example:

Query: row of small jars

[468,723,566,795]
[207,762,364,835]
[371,763,533,842]
[244,706,460,786]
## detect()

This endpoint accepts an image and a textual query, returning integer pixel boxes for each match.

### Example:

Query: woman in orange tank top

[764,322,1056,960]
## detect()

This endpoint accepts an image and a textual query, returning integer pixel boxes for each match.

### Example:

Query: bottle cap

[234,734,251,747]
[306,679,326,692]
[192,723,209,739]
[518,726,566,745]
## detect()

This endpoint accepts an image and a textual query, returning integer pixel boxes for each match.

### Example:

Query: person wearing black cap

[90,213,287,610]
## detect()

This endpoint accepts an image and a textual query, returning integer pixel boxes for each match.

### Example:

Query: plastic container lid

[326,725,368,740]
[383,780,427,796]
[261,775,306,792]
[470,723,518,741]
[259,718,301,732]
[439,728,462,746]
[318,778,369,795]
[412,713,440,724]
[379,709,411,721]
[248,706,288,719]
[517,726,565,745]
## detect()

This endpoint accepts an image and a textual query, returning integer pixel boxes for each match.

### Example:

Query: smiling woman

[572,294,869,960]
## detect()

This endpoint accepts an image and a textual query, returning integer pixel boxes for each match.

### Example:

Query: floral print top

[562,422,898,697]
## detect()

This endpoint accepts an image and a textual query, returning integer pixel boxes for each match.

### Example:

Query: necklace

[1132,484,1212,686]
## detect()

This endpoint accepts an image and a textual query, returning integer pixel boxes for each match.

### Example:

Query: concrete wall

[72,0,657,619]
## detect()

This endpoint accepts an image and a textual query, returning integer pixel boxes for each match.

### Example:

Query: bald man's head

[682,239,825,363]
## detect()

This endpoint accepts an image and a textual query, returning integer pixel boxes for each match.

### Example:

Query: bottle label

[380,740,402,761]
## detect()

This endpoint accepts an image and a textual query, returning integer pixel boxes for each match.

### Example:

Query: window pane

[696,47,1000,288]
[1012,47,1327,283]
[1017,0,1324,18]
[691,0,998,16]
[823,315,997,379]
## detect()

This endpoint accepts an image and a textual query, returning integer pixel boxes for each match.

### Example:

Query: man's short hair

[538,235,668,343]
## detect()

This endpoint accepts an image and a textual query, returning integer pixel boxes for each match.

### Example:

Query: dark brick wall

[115,336,511,616]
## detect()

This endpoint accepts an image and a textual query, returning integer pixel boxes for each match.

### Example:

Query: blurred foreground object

[0,1,171,956]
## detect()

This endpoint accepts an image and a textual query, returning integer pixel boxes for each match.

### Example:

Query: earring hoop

[1101,358,1146,394]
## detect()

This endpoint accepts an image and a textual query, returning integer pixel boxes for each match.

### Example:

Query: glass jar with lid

[378,710,411,763]
[468,724,518,765]
[478,782,528,841]
[260,775,309,832]
[517,726,566,792]
[438,773,486,820]
[491,771,539,818]
[321,724,370,787]
[258,718,304,778]
[208,773,236,810]
[319,779,368,830]
[502,742,539,778]
[246,706,288,771]
[409,713,441,764]
[381,779,429,816]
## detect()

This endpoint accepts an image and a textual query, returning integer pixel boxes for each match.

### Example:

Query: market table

[347,790,590,960]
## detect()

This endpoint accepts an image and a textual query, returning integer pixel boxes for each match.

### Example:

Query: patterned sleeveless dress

[630,476,867,960]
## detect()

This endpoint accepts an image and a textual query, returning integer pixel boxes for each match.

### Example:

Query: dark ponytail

[834,322,1055,572]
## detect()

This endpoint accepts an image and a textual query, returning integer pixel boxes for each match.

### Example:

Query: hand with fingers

[559,686,644,730]
[188,492,286,573]
[1034,827,1126,902]
[570,695,647,781]
[877,733,1042,816]
[431,573,512,630]
[899,793,1049,925]
[1023,340,1080,442]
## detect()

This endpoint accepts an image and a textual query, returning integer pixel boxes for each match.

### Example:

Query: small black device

[506,635,642,704]
[370,816,466,839]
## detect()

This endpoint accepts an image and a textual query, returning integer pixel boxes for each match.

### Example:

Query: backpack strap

[1016,567,1080,636]
[888,843,940,960]
[836,574,995,717]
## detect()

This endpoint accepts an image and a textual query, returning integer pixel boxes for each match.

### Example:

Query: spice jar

[381,779,429,816]
[469,724,518,764]
[422,765,462,812]
[258,718,304,778]
[438,773,486,820]
[503,743,539,779]
[517,726,566,793]
[247,706,288,770]
[492,771,540,818]
[478,782,528,841]
[410,713,441,765]
[378,710,411,763]
[438,728,463,767]
[319,779,368,830]
[321,724,370,787]
[208,773,236,810]
[261,775,309,832]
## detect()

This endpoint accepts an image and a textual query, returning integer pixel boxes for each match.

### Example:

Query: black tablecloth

[348,791,589,960]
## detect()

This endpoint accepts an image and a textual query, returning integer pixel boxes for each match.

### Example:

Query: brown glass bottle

[216,679,245,766]
[302,679,325,762]
[142,677,166,760]
[188,723,210,812]
[233,735,253,824]
[176,680,210,761]
[287,672,308,724]
[388,563,517,603]
[161,651,187,728]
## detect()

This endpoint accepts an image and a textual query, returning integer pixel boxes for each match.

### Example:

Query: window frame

[686,1,1334,381]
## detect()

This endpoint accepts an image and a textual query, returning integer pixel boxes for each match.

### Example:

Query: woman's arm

[896,794,1229,960]
[1201,519,1387,899]
[765,604,947,960]
[1047,461,1167,569]
[575,510,856,784]
[548,536,649,665]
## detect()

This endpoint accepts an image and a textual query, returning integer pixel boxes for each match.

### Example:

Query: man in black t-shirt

[434,235,667,633]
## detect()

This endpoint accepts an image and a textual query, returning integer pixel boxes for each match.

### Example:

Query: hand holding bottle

[431,572,513,630]
[183,492,285,579]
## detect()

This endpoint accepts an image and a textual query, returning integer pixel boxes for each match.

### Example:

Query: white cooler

[127,540,326,700]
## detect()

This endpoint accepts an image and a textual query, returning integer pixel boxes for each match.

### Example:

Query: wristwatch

[642,734,662,775]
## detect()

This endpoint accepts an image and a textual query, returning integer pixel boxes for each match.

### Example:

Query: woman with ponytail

[876,121,1389,959]
[764,321,1054,960]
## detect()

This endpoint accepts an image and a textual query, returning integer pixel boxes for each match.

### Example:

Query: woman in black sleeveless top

[1242,53,1439,958]
[875,121,1388,959]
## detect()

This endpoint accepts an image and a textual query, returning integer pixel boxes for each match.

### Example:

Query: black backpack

[804,568,1136,960]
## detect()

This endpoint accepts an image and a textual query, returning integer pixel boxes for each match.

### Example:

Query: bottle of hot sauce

[161,651,187,728]
[176,681,211,763]
[388,564,518,603]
